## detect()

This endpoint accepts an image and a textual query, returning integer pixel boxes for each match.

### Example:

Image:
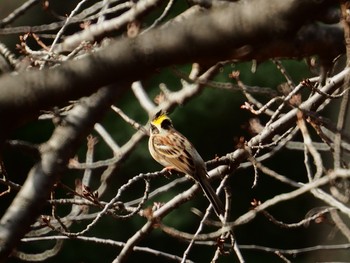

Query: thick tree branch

[0,0,340,135]
[0,84,126,261]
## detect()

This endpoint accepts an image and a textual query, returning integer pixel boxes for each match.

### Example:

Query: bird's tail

[196,170,225,218]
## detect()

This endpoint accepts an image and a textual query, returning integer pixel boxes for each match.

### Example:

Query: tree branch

[0,0,340,134]
[0,84,126,260]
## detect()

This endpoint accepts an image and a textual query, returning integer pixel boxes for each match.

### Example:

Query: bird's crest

[151,110,170,126]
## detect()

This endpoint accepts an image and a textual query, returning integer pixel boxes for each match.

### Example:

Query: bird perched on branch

[148,110,225,217]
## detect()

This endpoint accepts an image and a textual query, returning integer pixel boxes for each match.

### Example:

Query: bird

[148,110,225,217]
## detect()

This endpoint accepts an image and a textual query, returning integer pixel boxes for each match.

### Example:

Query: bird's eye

[161,119,172,130]
[150,124,159,134]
